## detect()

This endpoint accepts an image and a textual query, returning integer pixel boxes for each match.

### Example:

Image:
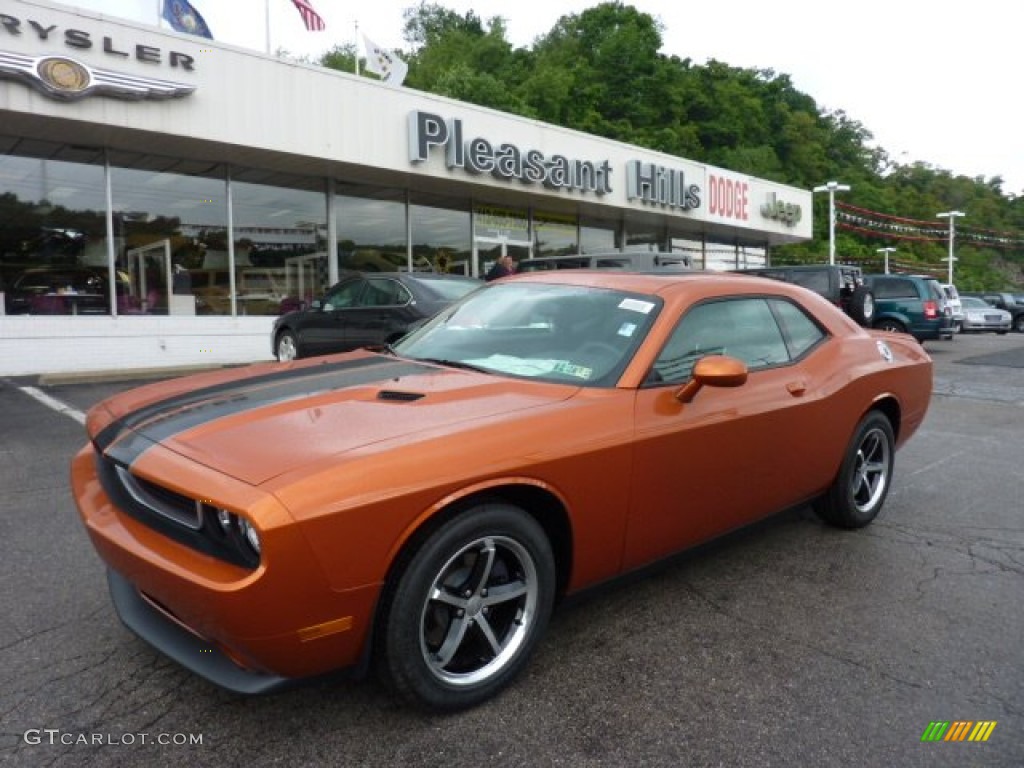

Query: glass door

[474,235,533,279]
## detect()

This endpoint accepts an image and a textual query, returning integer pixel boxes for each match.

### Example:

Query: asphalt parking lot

[1,333,1022,767]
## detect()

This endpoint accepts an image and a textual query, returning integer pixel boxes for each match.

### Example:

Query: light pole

[876,247,896,274]
[936,210,965,285]
[813,181,850,265]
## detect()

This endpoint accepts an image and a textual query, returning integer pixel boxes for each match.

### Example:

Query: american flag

[291,0,325,31]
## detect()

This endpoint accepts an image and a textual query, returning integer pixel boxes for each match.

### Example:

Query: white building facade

[0,0,812,376]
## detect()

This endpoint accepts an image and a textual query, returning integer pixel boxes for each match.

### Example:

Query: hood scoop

[376,389,426,402]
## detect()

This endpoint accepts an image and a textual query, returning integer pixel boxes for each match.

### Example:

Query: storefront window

[532,210,578,257]
[409,193,471,274]
[110,162,227,316]
[670,235,707,269]
[579,215,619,253]
[231,175,327,315]
[623,218,667,252]
[336,185,407,273]
[474,205,531,276]
[0,153,109,316]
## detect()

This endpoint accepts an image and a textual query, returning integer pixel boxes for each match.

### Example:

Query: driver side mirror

[674,355,748,403]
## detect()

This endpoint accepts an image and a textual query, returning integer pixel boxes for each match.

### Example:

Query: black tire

[874,318,906,335]
[848,286,875,326]
[376,503,555,711]
[275,330,300,361]
[814,411,895,529]
[1015,315,1024,334]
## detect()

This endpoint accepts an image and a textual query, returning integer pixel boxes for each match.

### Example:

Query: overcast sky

[66,0,1024,197]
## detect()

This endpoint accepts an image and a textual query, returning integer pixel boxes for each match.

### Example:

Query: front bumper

[72,444,380,691]
[107,568,293,694]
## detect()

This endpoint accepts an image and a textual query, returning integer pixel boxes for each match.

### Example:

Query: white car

[960,296,1011,334]
[941,284,964,333]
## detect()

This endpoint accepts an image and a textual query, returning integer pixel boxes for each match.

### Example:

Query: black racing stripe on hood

[95,356,432,464]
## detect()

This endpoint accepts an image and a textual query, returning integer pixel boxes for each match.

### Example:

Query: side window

[649,298,789,385]
[361,278,410,307]
[873,278,915,299]
[323,279,365,309]
[771,299,826,358]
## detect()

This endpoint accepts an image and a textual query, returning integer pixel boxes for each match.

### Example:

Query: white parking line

[18,386,87,426]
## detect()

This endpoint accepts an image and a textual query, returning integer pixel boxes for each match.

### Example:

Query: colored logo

[921,721,997,742]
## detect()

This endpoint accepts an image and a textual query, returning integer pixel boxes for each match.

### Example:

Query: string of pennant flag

[836,201,1024,250]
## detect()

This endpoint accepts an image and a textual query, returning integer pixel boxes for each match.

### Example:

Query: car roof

[506,268,800,297]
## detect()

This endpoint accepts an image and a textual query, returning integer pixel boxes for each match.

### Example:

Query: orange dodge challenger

[72,271,933,710]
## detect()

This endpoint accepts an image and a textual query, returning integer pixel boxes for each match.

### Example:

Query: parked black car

[960,291,1024,333]
[733,264,874,326]
[862,273,954,342]
[272,272,482,360]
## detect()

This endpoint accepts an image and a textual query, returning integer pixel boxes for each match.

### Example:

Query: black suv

[960,291,1024,333]
[734,264,874,326]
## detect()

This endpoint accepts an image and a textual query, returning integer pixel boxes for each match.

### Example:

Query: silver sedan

[960,296,1011,334]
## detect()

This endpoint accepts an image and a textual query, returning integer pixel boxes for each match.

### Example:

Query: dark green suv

[862,274,954,341]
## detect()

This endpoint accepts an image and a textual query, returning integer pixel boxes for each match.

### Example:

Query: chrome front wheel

[378,504,555,711]
[420,535,539,687]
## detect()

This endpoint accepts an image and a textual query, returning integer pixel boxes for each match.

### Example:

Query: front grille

[115,465,203,530]
[95,452,258,569]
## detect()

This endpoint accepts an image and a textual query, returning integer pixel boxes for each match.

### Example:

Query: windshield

[393,281,662,386]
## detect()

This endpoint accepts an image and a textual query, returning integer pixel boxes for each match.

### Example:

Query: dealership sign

[409,111,613,195]
[760,191,802,226]
[0,11,196,101]
[409,110,703,211]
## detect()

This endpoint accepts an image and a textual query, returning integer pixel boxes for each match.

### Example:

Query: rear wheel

[275,330,299,361]
[814,411,895,529]
[874,318,906,335]
[377,503,555,711]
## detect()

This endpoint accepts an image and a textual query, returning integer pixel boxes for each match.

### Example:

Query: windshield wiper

[415,357,491,374]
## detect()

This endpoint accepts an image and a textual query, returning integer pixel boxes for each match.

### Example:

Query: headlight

[239,517,261,554]
[213,507,261,559]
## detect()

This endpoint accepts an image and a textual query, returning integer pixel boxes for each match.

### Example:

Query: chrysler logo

[0,50,194,102]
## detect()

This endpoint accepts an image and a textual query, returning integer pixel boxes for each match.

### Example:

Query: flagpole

[265,0,271,55]
[354,21,360,75]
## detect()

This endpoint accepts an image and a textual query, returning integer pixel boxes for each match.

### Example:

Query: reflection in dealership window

[111,164,226,315]
[579,215,619,254]
[410,193,471,274]
[0,154,110,315]
[231,176,326,315]
[337,185,407,273]
[533,210,578,257]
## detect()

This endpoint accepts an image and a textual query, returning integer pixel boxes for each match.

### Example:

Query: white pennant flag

[362,35,408,87]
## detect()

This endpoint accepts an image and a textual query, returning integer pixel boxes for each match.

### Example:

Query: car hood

[93,354,576,485]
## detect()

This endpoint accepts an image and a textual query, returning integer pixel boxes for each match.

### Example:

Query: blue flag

[162,0,213,39]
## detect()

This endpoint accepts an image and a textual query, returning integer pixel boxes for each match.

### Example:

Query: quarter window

[771,299,826,358]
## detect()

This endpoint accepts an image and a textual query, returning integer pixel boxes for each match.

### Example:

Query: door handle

[786,380,807,397]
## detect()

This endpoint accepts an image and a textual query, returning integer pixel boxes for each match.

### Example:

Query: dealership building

[0,0,812,377]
